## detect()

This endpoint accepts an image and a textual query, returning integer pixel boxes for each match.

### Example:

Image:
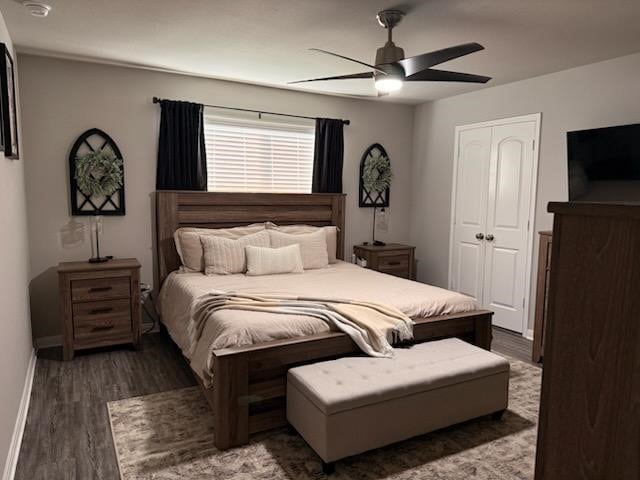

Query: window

[204,114,315,193]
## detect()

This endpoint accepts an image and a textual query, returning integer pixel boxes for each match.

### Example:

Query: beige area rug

[108,358,540,479]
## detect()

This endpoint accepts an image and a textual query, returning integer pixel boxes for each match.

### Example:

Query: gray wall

[0,11,32,478]
[18,54,415,341]
[410,52,640,331]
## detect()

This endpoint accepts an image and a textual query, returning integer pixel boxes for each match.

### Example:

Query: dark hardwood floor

[15,328,537,480]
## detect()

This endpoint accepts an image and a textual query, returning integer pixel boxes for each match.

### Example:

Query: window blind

[204,114,315,193]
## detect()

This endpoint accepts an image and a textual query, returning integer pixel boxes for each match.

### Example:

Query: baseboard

[523,329,534,341]
[35,323,158,349]
[2,348,36,480]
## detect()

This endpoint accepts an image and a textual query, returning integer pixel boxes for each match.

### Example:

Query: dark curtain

[312,118,344,193]
[156,100,207,190]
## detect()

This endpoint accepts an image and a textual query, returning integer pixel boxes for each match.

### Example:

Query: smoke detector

[22,1,52,18]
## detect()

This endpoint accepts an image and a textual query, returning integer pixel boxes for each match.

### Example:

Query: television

[567,123,640,203]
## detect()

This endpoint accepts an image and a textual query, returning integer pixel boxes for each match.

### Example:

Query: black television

[567,123,640,203]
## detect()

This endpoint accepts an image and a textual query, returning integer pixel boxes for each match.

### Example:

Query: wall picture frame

[0,43,19,159]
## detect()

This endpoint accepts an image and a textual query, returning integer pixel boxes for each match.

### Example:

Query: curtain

[312,118,344,193]
[156,100,207,190]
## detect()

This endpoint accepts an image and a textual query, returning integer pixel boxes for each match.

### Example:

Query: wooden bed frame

[155,191,493,450]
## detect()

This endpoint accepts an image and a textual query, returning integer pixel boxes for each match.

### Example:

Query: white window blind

[204,114,315,193]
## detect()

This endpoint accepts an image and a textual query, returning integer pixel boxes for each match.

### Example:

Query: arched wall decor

[68,128,125,216]
[359,143,390,208]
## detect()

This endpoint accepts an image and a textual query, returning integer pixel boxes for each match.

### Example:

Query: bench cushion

[287,338,509,415]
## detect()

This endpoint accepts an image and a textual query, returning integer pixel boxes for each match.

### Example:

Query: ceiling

[3,0,640,104]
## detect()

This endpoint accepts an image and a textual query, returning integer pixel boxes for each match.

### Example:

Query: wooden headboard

[155,191,346,286]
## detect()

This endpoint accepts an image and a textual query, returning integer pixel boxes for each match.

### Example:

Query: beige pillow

[245,244,304,276]
[201,230,270,275]
[268,229,329,270]
[267,224,338,263]
[174,224,266,272]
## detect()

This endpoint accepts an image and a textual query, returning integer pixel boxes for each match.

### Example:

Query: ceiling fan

[289,9,491,95]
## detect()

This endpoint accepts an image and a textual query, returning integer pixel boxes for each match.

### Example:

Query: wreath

[362,151,392,193]
[75,149,123,197]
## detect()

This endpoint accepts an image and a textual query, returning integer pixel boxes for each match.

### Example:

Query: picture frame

[0,43,19,159]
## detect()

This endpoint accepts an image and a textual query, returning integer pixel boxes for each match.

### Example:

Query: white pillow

[267,224,338,263]
[201,230,270,275]
[245,244,304,276]
[268,229,329,270]
[174,224,266,272]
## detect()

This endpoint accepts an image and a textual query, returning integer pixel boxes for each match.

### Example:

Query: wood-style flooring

[14,328,537,480]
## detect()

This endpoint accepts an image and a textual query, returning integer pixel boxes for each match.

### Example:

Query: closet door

[482,121,537,332]
[450,127,492,302]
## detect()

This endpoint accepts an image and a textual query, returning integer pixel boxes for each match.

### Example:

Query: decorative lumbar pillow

[268,229,329,270]
[201,230,270,275]
[245,244,304,276]
[267,224,339,263]
[174,224,266,272]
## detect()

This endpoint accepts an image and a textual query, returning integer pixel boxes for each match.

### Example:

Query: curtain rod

[152,97,350,126]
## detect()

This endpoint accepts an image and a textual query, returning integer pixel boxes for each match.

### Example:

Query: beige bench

[287,338,510,474]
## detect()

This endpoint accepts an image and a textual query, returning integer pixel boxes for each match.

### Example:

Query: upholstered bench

[287,338,510,473]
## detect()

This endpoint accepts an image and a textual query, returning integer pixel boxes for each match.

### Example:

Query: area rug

[108,357,540,479]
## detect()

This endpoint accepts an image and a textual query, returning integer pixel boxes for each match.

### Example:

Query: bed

[155,191,493,450]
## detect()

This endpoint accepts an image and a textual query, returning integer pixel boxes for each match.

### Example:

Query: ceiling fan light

[375,77,403,93]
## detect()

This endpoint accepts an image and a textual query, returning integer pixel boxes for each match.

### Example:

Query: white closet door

[450,127,492,302]
[482,121,537,332]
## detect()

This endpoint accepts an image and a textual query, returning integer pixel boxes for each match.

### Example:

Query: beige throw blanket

[192,292,414,361]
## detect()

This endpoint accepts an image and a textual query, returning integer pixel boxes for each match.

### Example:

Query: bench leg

[322,461,335,475]
[491,409,506,421]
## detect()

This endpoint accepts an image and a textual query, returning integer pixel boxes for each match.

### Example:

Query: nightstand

[353,243,416,280]
[58,258,142,360]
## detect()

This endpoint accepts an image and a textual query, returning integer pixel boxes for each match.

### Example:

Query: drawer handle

[89,286,113,293]
[387,261,401,266]
[89,307,114,315]
[91,324,115,332]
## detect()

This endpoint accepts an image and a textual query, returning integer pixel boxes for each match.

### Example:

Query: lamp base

[89,255,113,264]
[373,240,386,246]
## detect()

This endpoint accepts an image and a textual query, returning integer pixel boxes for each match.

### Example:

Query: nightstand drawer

[71,276,130,302]
[73,299,132,339]
[378,254,409,270]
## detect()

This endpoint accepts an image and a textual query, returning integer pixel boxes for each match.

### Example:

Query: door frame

[448,113,542,336]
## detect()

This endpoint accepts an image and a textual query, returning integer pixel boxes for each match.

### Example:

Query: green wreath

[75,149,123,197]
[362,152,392,193]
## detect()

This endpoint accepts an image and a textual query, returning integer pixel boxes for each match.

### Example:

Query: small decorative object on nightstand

[353,243,416,280]
[58,258,142,360]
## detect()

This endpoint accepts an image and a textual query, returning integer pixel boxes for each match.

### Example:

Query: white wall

[0,10,33,480]
[18,54,415,340]
[410,52,640,330]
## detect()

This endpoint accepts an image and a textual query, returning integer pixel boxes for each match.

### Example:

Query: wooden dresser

[58,258,142,360]
[535,203,640,479]
[532,231,552,362]
[353,243,415,280]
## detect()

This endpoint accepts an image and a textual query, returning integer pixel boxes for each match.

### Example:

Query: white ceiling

[3,0,640,104]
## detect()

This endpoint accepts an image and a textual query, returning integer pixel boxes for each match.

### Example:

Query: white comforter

[158,261,476,381]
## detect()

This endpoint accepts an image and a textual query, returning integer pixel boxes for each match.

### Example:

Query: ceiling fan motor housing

[375,44,405,69]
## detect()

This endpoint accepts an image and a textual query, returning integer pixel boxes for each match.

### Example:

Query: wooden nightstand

[58,258,142,360]
[353,243,416,280]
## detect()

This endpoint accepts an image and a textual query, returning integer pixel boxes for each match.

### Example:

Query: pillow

[174,224,266,272]
[267,224,339,263]
[245,244,304,276]
[268,229,329,270]
[201,230,270,275]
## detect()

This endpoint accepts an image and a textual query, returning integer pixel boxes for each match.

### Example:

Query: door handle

[475,233,484,240]
[485,234,495,242]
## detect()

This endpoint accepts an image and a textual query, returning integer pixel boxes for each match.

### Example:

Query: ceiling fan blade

[310,48,387,75]
[288,72,374,85]
[406,68,491,83]
[398,42,485,77]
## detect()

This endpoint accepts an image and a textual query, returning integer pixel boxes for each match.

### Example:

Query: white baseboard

[35,323,158,349]
[2,348,36,480]
[523,329,534,341]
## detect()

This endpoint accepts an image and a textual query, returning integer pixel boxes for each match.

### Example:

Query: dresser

[535,203,640,479]
[531,231,552,362]
[58,258,142,360]
[353,243,415,280]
